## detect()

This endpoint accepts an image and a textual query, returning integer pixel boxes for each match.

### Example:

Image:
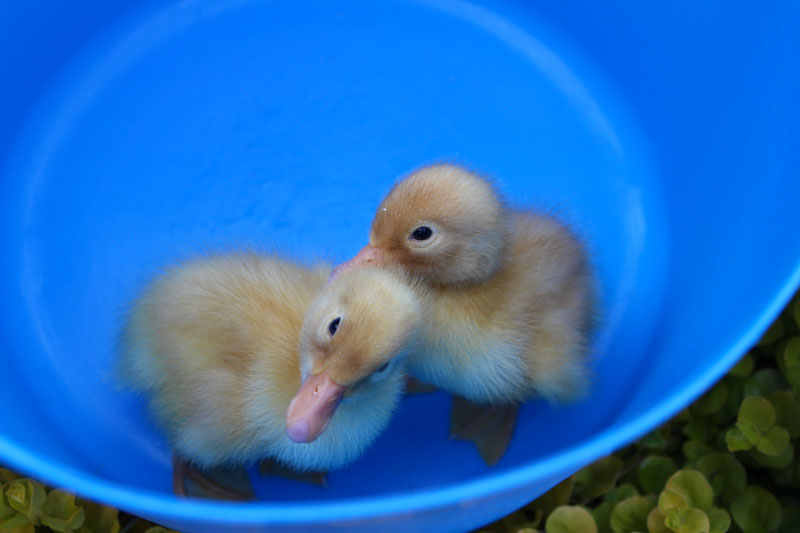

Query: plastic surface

[1,1,799,531]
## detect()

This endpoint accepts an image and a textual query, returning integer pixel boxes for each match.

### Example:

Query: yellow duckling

[333,164,595,464]
[119,253,419,498]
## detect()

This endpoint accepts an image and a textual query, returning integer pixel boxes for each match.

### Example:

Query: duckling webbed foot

[259,459,327,487]
[172,455,252,501]
[404,376,439,395]
[449,397,519,466]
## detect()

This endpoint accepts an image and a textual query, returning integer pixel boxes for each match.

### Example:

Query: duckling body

[411,211,592,405]
[119,253,415,488]
[334,164,595,462]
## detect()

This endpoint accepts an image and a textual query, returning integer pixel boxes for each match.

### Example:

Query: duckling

[333,164,595,464]
[118,253,419,498]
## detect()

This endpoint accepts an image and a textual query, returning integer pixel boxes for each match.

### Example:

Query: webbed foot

[449,397,519,466]
[258,458,327,487]
[172,455,252,501]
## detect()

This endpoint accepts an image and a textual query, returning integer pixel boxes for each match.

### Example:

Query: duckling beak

[329,245,384,281]
[286,372,347,443]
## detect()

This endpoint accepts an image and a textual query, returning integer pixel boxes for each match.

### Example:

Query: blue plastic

[1,1,799,531]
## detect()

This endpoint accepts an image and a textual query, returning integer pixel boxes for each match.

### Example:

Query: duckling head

[286,267,420,443]
[332,164,508,285]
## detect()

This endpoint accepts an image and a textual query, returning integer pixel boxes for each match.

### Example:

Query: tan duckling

[333,164,595,464]
[119,253,420,498]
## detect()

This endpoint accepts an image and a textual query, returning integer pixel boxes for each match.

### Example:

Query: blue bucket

[1,1,799,531]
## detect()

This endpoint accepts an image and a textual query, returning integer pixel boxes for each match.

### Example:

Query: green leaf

[755,426,790,456]
[574,457,623,502]
[767,391,800,438]
[0,469,18,484]
[729,354,755,378]
[694,454,747,504]
[744,369,787,397]
[731,486,781,533]
[1,519,35,533]
[40,490,85,532]
[658,489,689,513]
[609,496,653,533]
[647,507,670,533]
[1,513,32,532]
[545,507,597,533]
[735,396,788,455]
[708,507,731,533]
[603,483,639,505]
[638,455,676,494]
[664,508,710,533]
[725,427,752,452]
[660,470,714,513]
[750,442,794,469]
[5,479,45,523]
[738,396,776,431]
[782,337,800,388]
[79,501,119,533]
[1,484,18,521]
[592,501,614,533]
[693,382,729,416]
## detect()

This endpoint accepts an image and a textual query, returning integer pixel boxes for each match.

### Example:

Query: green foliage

[658,470,713,513]
[758,318,785,346]
[475,289,800,533]
[80,501,119,533]
[526,476,574,524]
[610,496,654,532]
[3,289,800,533]
[638,456,676,496]
[574,456,623,502]
[781,337,800,392]
[728,354,755,378]
[767,391,800,438]
[730,486,781,532]
[693,454,746,504]
[40,490,85,532]
[743,369,786,398]
[0,469,175,533]
[545,506,597,533]
[729,396,791,456]
[691,382,729,416]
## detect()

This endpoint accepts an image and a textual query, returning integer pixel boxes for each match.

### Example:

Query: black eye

[376,361,390,373]
[410,226,433,241]
[328,317,341,336]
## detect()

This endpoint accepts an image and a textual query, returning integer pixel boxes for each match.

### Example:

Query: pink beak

[286,372,347,443]
[329,245,384,281]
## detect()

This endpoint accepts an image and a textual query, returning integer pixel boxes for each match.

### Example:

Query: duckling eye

[328,317,341,336]
[375,361,389,373]
[410,226,433,241]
